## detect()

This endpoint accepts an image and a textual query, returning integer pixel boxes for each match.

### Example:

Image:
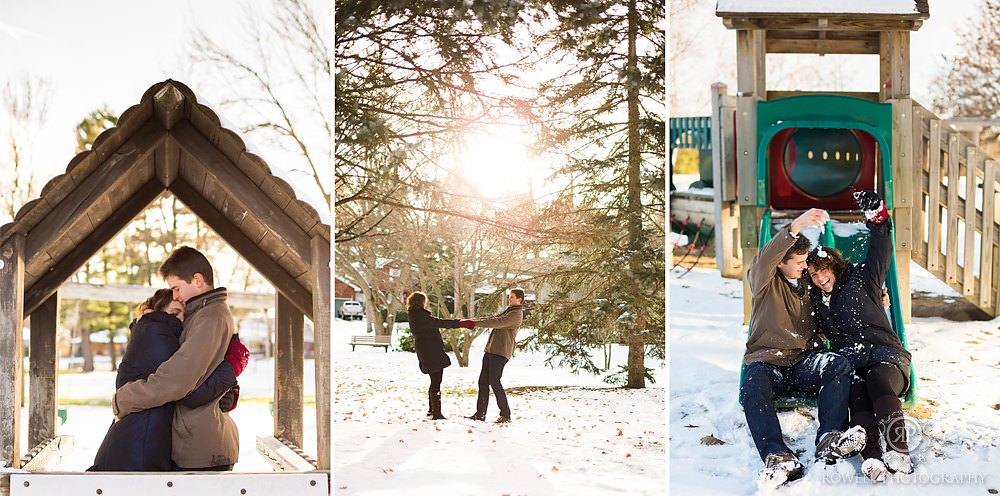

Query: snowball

[817,249,829,258]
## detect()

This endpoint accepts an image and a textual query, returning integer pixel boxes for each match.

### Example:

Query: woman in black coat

[806,191,912,482]
[89,289,245,471]
[406,291,471,420]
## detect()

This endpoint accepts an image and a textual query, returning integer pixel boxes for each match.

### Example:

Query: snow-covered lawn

[42,356,317,471]
[334,319,666,495]
[670,264,1000,495]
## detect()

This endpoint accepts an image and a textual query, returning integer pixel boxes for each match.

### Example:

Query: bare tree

[187,0,330,207]
[1,74,50,222]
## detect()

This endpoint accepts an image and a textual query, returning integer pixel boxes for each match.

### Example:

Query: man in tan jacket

[461,288,525,424]
[113,246,239,470]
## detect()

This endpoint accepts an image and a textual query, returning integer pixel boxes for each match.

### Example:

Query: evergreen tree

[526,0,665,388]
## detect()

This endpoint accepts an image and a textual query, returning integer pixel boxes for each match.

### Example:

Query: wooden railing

[909,100,1000,316]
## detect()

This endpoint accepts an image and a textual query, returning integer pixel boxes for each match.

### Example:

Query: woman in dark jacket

[806,191,912,482]
[89,289,247,471]
[406,291,472,420]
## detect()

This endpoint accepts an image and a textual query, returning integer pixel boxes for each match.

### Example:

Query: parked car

[338,300,364,320]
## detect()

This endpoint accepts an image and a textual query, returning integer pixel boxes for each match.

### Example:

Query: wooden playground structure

[0,80,330,493]
[672,1,999,324]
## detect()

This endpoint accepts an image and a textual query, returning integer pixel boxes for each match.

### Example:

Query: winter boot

[467,413,486,421]
[861,458,889,482]
[495,415,511,424]
[815,425,867,463]
[430,392,446,420]
[761,453,804,486]
[878,410,912,474]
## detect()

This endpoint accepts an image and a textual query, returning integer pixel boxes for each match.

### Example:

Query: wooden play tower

[714,1,1000,323]
[0,81,330,493]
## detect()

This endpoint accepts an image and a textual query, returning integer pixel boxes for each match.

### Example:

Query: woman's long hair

[136,289,175,318]
[406,291,427,312]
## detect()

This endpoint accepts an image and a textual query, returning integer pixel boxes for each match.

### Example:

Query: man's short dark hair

[782,235,812,262]
[159,246,215,286]
[510,288,525,301]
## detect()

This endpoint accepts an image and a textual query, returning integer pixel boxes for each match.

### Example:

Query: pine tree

[526,0,665,388]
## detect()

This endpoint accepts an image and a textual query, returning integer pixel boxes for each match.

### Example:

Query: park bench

[350,335,390,352]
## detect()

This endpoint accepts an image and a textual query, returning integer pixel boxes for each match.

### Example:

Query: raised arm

[748,208,828,295]
[854,191,894,287]
[474,308,523,329]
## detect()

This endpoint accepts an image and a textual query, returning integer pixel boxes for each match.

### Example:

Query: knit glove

[225,335,250,377]
[219,384,240,412]
[853,191,888,223]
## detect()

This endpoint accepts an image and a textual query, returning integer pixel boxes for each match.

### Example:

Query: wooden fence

[909,100,1000,316]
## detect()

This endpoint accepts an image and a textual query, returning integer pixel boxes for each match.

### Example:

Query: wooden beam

[152,82,186,131]
[0,234,25,468]
[24,122,164,269]
[766,37,878,54]
[963,147,978,298]
[28,293,58,448]
[256,435,317,472]
[767,91,879,101]
[170,180,314,317]
[8,472,330,494]
[926,119,942,272]
[20,436,74,472]
[23,180,164,317]
[274,293,304,449]
[309,236,330,470]
[945,133,961,286]
[981,161,997,311]
[57,282,275,309]
[170,124,313,267]
[721,16,925,32]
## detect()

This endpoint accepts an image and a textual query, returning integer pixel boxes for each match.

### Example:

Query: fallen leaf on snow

[617,428,623,436]
[992,404,1000,411]
[551,466,559,472]
[700,434,726,446]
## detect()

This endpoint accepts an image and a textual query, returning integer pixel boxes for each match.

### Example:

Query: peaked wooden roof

[0,80,329,318]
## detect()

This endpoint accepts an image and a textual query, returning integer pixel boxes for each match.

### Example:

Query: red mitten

[225,334,250,377]
[853,191,888,224]
[459,319,475,329]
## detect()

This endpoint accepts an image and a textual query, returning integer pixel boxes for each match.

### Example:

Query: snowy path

[334,320,666,495]
[670,266,1000,495]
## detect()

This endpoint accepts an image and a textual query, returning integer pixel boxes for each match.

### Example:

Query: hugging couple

[741,191,913,485]
[88,246,250,472]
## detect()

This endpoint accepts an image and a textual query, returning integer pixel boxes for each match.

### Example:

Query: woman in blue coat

[406,292,471,420]
[89,289,247,471]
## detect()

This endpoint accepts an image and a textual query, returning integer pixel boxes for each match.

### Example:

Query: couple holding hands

[741,191,913,485]
[405,289,527,423]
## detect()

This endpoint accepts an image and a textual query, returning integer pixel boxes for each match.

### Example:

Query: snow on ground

[670,266,1000,495]
[43,357,317,471]
[334,319,666,495]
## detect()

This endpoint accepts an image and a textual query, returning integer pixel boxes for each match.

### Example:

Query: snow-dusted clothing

[477,304,525,359]
[744,227,825,367]
[113,288,239,469]
[407,308,460,374]
[740,351,852,461]
[91,311,236,471]
[809,218,911,392]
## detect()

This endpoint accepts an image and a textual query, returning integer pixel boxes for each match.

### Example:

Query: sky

[0,0,329,219]
[670,0,980,116]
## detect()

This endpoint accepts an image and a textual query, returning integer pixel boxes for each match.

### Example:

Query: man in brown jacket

[113,246,240,470]
[740,209,862,485]
[461,288,525,424]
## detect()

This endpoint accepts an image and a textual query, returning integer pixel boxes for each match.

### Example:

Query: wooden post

[962,147,978,299]
[891,99,915,323]
[736,29,766,323]
[711,83,741,278]
[274,293,304,449]
[310,236,331,470]
[29,293,59,449]
[926,119,943,273]
[0,234,25,467]
[981,161,997,312]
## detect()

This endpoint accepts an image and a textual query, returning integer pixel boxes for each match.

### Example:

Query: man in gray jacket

[462,288,526,424]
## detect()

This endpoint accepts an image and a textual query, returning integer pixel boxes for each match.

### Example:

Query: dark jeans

[475,352,510,417]
[428,370,443,409]
[740,352,852,461]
